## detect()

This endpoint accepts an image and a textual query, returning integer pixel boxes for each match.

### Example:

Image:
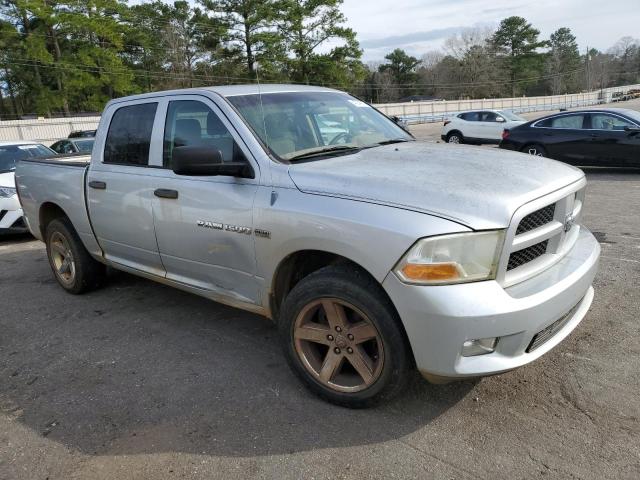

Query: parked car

[500,108,640,167]
[51,138,95,154]
[68,129,96,138]
[16,85,600,407]
[441,109,526,144]
[0,141,55,234]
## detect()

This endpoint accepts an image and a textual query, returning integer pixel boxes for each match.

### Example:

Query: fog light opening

[462,337,498,357]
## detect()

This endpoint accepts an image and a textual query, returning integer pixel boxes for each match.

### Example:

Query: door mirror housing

[624,126,640,136]
[171,146,254,178]
[495,116,506,123]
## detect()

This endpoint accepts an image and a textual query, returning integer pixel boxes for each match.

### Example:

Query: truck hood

[0,171,15,188]
[287,142,584,230]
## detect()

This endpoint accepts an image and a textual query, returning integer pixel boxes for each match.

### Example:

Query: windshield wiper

[374,138,412,146]
[287,145,361,162]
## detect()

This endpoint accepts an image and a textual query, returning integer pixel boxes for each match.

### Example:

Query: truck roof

[107,84,341,106]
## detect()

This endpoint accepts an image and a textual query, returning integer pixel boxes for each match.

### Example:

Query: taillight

[501,129,510,140]
[444,120,451,126]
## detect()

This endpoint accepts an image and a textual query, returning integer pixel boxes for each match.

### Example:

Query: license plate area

[526,301,581,353]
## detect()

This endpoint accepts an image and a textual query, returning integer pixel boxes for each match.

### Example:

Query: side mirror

[624,126,640,136]
[496,117,506,123]
[391,115,410,131]
[171,146,254,178]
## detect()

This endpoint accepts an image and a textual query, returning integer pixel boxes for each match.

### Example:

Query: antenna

[254,61,274,189]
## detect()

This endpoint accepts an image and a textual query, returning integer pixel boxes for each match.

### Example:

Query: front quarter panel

[256,186,471,299]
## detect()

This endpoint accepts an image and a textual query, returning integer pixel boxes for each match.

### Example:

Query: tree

[278,0,362,85]
[201,0,284,78]
[546,27,580,94]
[490,16,548,96]
[378,49,421,98]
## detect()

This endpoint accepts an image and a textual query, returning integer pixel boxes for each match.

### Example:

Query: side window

[538,114,585,129]
[104,102,157,166]
[462,112,480,121]
[480,112,498,122]
[163,100,247,168]
[51,142,63,153]
[591,114,636,131]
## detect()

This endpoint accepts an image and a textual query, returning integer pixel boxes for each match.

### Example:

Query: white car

[441,110,526,145]
[0,141,55,234]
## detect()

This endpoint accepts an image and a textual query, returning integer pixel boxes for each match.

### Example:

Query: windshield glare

[228,92,412,160]
[0,144,53,172]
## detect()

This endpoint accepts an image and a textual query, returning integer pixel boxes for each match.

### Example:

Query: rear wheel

[279,265,412,408]
[45,217,106,294]
[523,144,547,157]
[446,131,463,144]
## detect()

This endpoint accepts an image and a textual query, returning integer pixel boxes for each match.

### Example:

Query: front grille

[516,203,556,235]
[507,240,549,271]
[526,301,581,352]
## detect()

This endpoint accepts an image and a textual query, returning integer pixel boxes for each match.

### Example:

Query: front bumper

[0,194,27,233]
[383,227,600,379]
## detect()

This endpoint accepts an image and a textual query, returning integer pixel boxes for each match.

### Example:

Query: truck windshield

[227,91,412,160]
[0,144,54,172]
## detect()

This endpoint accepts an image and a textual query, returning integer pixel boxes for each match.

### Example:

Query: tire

[279,265,412,408]
[45,217,106,294]
[446,131,463,144]
[522,144,547,157]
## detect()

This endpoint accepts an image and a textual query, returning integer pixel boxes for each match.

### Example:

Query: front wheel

[279,265,412,408]
[523,144,547,157]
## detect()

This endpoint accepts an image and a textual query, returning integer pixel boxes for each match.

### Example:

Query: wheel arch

[269,249,415,364]
[39,202,71,239]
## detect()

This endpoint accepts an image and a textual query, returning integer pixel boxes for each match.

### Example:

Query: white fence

[2,83,640,143]
[374,84,640,124]
[0,116,101,144]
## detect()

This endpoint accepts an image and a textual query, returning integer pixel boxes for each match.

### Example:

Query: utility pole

[585,46,590,91]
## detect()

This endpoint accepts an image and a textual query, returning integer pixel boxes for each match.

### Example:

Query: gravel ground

[1,102,639,480]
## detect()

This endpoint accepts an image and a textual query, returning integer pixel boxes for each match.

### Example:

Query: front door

[87,101,165,276]
[146,96,262,305]
[587,112,640,167]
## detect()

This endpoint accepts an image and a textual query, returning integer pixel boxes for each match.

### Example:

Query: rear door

[533,113,591,163]
[145,96,262,305]
[86,100,165,276]
[587,112,640,167]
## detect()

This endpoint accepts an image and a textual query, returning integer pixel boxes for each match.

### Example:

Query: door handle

[89,180,106,190]
[154,188,178,199]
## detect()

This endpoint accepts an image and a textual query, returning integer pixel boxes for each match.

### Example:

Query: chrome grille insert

[516,203,555,235]
[507,240,549,271]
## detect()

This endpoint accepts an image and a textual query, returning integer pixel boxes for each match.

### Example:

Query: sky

[338,0,640,62]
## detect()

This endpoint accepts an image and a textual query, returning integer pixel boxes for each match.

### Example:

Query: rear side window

[104,103,157,166]
[537,114,585,129]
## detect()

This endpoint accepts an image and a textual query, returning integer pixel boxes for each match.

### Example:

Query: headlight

[0,186,17,198]
[394,230,505,285]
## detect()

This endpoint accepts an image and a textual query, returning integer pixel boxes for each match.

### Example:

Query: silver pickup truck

[15,85,600,407]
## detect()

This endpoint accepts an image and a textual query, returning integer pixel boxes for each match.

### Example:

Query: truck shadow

[0,244,476,457]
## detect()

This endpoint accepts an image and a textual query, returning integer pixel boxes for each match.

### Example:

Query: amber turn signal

[401,263,461,282]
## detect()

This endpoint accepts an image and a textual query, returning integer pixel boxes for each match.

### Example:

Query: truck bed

[15,155,95,250]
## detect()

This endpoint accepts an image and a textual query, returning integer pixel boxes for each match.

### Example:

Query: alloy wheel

[293,298,384,393]
[448,135,460,144]
[49,231,76,286]
[527,147,544,156]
